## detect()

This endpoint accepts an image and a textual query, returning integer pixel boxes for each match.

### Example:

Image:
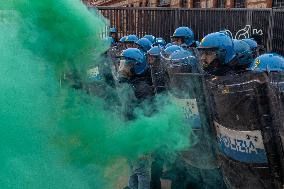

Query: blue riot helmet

[118,48,148,80]
[249,53,284,72]
[125,34,139,43]
[171,27,195,46]
[154,37,166,47]
[242,38,258,49]
[124,34,139,48]
[109,27,118,45]
[110,27,117,33]
[170,49,194,61]
[143,35,155,44]
[147,46,162,66]
[168,49,198,73]
[118,36,127,50]
[170,49,195,65]
[233,39,254,66]
[135,38,153,53]
[165,43,173,48]
[242,38,259,58]
[198,32,236,65]
[148,46,167,93]
[119,36,127,43]
[161,45,183,59]
[148,46,162,56]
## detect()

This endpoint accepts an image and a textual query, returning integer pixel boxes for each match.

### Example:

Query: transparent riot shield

[107,45,122,74]
[85,51,120,109]
[106,45,124,88]
[166,49,220,171]
[149,55,168,94]
[205,71,283,189]
[86,66,105,97]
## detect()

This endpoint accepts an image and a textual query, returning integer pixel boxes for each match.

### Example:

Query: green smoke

[0,1,191,188]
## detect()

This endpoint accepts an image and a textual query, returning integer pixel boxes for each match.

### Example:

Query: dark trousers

[150,156,164,189]
[170,160,227,189]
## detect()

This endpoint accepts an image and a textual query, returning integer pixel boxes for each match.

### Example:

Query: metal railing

[95,7,284,55]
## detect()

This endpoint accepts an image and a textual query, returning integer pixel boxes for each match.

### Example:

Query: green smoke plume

[0,1,192,188]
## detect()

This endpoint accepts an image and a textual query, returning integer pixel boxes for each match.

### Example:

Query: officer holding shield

[197,31,237,76]
[118,48,154,189]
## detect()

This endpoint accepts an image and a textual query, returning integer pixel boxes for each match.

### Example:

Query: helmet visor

[171,37,183,45]
[118,58,135,79]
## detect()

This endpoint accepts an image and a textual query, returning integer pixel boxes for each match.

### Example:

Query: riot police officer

[242,38,262,59]
[153,37,166,48]
[171,27,197,48]
[109,27,118,46]
[147,46,168,94]
[233,39,254,70]
[249,53,284,189]
[117,48,154,117]
[160,45,183,59]
[197,31,237,76]
[135,38,153,53]
[249,53,284,72]
[118,48,154,189]
[143,34,156,44]
[145,46,168,189]
[165,48,225,189]
[125,35,139,48]
[116,36,127,52]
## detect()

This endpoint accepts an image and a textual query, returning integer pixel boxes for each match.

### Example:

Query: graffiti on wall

[225,25,263,39]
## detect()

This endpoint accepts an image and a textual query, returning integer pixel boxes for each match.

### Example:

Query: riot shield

[86,66,105,97]
[106,45,124,88]
[85,52,120,109]
[107,45,122,74]
[168,72,219,169]
[166,49,229,189]
[206,71,283,189]
[268,72,284,187]
[149,56,168,94]
[166,49,219,170]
